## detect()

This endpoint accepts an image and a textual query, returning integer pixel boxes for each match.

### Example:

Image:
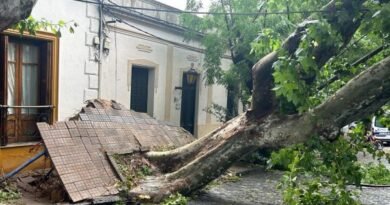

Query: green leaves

[361,1,390,42]
[11,16,78,37]
[271,121,390,205]
[271,0,390,114]
[0,184,20,203]
[162,193,188,205]
[251,28,282,56]
[361,163,390,185]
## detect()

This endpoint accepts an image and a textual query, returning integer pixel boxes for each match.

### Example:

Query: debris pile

[37,99,195,202]
[16,169,67,203]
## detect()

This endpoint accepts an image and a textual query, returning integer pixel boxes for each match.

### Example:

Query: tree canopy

[181,0,389,116]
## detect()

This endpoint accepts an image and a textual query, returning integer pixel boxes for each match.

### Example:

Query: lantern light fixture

[186,63,198,85]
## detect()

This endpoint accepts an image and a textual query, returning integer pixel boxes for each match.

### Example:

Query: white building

[0,0,232,150]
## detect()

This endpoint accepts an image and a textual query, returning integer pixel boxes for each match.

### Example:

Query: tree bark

[0,0,37,31]
[131,57,390,202]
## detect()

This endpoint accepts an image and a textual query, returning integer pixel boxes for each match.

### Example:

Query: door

[130,66,149,113]
[180,73,197,134]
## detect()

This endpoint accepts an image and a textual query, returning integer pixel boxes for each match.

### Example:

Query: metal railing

[0,105,53,146]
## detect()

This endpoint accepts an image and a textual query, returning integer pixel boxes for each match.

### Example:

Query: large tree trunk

[129,0,390,202]
[0,0,37,31]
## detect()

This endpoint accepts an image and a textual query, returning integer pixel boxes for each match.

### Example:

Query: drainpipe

[97,0,104,99]
[0,150,46,183]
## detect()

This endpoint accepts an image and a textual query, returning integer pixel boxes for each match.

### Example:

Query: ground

[191,146,390,205]
[4,147,390,205]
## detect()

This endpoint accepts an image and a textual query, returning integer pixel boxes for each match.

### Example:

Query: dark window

[130,66,149,113]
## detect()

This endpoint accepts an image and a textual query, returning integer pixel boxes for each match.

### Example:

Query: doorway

[130,66,149,113]
[180,73,197,134]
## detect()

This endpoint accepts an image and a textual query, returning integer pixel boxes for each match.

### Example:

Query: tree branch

[251,0,367,117]
[351,45,387,67]
[252,0,267,23]
[317,45,387,90]
[220,0,237,62]
[0,0,37,31]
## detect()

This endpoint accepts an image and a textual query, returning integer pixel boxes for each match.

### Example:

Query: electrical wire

[72,0,359,16]
[104,9,183,46]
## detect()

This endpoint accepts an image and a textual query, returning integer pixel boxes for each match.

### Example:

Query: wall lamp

[186,63,198,85]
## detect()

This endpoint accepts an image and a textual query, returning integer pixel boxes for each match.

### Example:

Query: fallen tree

[128,0,390,202]
[133,56,390,201]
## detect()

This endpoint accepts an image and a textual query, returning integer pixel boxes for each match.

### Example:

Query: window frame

[0,30,59,146]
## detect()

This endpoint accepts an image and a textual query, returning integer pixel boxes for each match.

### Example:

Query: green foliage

[268,123,390,204]
[272,0,390,113]
[251,28,282,56]
[202,33,226,85]
[114,199,126,205]
[181,0,390,114]
[113,154,154,190]
[183,0,390,204]
[377,104,390,127]
[0,183,21,203]
[361,163,390,185]
[11,16,78,36]
[138,165,153,177]
[162,193,188,205]
[268,146,299,171]
[181,0,333,111]
[204,103,230,122]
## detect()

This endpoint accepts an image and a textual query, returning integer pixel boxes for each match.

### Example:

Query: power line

[104,9,188,48]
[72,0,354,16]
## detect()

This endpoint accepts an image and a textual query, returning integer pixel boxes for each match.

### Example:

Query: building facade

[0,0,231,172]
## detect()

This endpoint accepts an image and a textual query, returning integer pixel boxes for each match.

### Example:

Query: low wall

[0,144,50,174]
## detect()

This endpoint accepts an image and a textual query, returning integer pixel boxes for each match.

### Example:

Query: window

[0,31,58,145]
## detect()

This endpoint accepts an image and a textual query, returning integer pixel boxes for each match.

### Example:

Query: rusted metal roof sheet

[38,100,195,202]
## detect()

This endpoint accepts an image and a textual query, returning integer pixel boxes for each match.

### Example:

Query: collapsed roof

[37,99,195,202]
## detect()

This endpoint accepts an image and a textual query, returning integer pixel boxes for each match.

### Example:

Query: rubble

[37,99,196,203]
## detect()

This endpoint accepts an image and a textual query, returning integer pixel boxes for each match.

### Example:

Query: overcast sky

[157,0,211,11]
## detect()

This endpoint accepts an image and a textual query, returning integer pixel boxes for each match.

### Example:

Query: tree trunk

[0,0,37,31]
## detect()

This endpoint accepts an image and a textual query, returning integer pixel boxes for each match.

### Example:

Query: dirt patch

[111,153,161,190]
[16,169,67,204]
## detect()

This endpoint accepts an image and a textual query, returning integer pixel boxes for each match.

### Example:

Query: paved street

[191,146,390,205]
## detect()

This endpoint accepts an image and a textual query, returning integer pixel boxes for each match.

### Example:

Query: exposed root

[129,176,190,203]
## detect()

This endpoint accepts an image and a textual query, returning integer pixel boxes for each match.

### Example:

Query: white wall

[30,0,232,137]
[31,0,100,120]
